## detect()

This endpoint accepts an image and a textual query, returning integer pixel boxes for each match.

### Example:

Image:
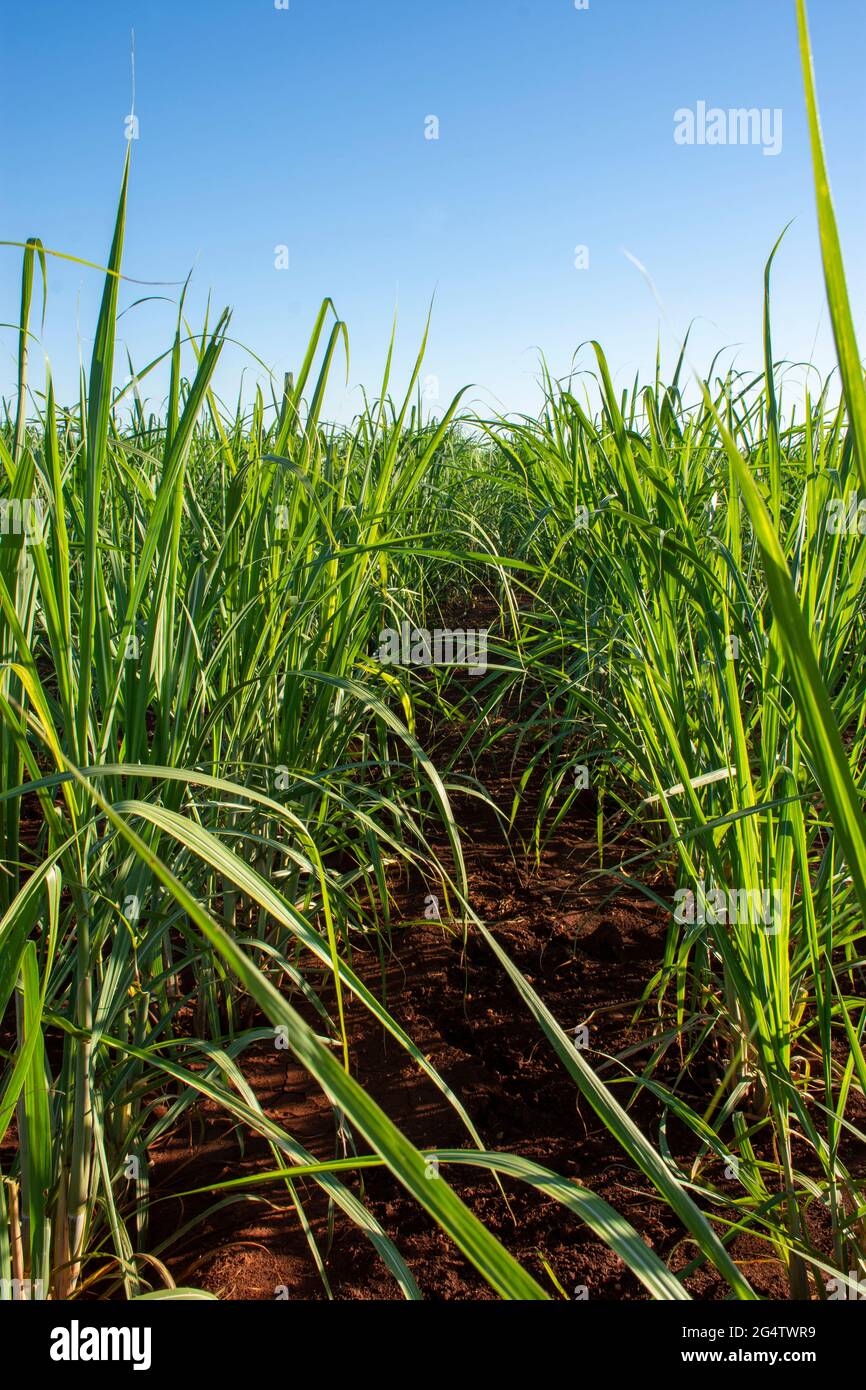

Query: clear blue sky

[1,0,864,423]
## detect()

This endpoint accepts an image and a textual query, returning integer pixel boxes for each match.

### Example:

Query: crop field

[1,2,865,1311]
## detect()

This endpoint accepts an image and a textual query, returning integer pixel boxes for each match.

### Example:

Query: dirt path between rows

[149,740,791,1301]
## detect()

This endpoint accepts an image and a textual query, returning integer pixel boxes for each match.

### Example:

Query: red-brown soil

[147,752,798,1301]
